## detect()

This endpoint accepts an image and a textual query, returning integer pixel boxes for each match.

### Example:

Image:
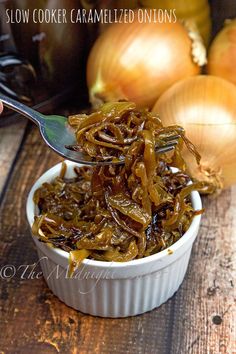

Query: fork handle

[0,93,45,126]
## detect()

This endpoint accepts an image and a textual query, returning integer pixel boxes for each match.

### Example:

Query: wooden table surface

[0,116,235,354]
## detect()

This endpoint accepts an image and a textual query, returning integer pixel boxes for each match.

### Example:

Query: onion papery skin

[207,20,236,85]
[139,0,212,46]
[87,19,202,109]
[152,75,236,189]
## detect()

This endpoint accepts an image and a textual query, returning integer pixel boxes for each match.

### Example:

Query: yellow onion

[207,19,236,85]
[139,0,212,46]
[87,17,206,109]
[152,75,236,189]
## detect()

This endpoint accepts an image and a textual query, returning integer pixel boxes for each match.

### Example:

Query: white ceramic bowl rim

[26,161,202,269]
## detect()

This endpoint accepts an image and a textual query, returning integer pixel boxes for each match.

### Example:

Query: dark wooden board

[0,124,235,354]
[0,120,26,197]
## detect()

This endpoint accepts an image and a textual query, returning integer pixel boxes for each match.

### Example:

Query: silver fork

[0,94,179,165]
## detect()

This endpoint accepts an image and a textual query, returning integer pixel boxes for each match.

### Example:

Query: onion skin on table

[207,19,236,85]
[87,17,204,109]
[152,75,236,189]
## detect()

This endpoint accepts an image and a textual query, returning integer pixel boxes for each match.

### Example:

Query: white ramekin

[26,161,202,318]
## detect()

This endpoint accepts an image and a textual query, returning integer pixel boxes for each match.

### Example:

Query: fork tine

[161,134,181,142]
[156,145,176,154]
[156,138,179,154]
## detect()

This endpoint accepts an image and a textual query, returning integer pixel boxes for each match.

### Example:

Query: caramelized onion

[32,102,213,273]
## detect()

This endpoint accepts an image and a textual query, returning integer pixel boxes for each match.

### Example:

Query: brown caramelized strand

[32,102,214,273]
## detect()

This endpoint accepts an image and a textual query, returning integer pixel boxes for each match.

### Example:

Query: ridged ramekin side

[36,246,192,317]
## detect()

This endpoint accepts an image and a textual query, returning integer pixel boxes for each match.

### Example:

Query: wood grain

[0,125,235,354]
[0,120,27,198]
